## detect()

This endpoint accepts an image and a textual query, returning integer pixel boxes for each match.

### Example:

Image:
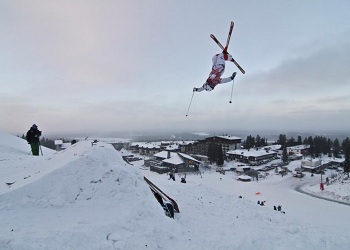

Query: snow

[152,151,200,165]
[178,152,200,163]
[228,148,276,157]
[153,151,174,159]
[238,175,252,180]
[1,131,350,249]
[162,154,183,165]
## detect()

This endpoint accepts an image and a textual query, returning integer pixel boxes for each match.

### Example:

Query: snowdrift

[1,132,350,250]
[0,131,54,157]
[0,135,178,249]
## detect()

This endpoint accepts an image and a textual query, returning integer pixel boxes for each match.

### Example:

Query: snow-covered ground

[1,131,349,250]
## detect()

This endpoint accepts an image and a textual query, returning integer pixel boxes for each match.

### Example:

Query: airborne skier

[186,21,245,116]
[193,21,244,92]
[193,50,237,92]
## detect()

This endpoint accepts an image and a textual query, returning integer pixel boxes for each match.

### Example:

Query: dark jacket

[26,128,42,143]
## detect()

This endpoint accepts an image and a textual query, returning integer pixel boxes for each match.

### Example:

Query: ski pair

[150,188,175,218]
[144,176,180,213]
[210,21,245,74]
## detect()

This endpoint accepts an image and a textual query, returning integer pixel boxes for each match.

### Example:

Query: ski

[231,58,245,74]
[225,21,234,50]
[144,176,180,213]
[210,34,225,50]
[210,23,246,74]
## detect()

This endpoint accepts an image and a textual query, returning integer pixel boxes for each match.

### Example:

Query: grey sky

[1,0,350,135]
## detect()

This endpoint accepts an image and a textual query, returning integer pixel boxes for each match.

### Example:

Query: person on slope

[26,124,42,156]
[193,50,236,92]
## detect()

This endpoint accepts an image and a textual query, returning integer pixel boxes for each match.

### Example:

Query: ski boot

[231,72,237,80]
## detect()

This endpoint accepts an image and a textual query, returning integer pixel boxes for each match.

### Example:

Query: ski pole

[39,143,43,156]
[186,91,195,117]
[229,78,235,103]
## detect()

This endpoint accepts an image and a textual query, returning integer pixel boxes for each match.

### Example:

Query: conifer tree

[342,138,350,177]
[333,139,340,158]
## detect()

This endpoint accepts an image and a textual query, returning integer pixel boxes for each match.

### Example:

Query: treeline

[207,143,224,166]
[276,134,350,159]
[243,135,268,149]
[243,134,350,159]
[242,134,350,176]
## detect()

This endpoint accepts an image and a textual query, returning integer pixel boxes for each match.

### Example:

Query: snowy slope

[0,132,350,250]
[0,134,178,249]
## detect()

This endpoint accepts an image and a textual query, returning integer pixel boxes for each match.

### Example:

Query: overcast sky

[1,0,350,136]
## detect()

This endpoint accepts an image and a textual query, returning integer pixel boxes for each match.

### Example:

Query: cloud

[241,41,350,96]
[0,1,154,88]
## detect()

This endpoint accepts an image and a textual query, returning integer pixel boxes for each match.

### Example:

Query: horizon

[6,128,350,142]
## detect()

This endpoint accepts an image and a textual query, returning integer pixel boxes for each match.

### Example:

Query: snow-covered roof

[322,157,344,164]
[163,154,184,165]
[301,165,319,170]
[178,140,196,145]
[287,144,310,150]
[165,144,179,150]
[302,158,321,163]
[130,142,161,149]
[154,151,175,159]
[178,153,201,163]
[227,148,276,157]
[263,145,281,151]
[54,140,63,145]
[154,151,200,165]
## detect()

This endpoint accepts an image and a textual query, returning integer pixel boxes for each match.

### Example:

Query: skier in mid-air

[193,49,237,92]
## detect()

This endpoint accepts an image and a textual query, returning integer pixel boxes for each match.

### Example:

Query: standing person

[26,124,42,156]
[193,50,236,92]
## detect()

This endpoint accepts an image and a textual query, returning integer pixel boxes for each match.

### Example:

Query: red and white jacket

[211,53,233,70]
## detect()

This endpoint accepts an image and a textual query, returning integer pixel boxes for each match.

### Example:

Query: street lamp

[319,158,324,191]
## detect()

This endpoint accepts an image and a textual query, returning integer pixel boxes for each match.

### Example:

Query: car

[293,172,304,178]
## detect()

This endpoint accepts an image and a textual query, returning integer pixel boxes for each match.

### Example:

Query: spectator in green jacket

[26,124,42,156]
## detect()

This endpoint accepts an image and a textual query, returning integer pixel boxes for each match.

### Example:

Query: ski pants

[30,142,40,156]
[196,65,232,92]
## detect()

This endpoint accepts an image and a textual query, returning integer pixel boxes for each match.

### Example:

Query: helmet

[32,124,38,129]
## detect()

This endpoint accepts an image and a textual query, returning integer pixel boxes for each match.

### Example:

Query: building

[54,140,71,151]
[147,150,201,174]
[129,142,162,156]
[300,158,322,172]
[226,148,277,164]
[179,135,241,159]
[287,145,310,156]
[129,141,194,156]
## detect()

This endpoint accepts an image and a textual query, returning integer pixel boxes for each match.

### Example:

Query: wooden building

[179,135,241,160]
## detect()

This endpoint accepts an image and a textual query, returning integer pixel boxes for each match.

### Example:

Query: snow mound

[1,142,146,207]
[0,131,54,157]
[0,136,179,249]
